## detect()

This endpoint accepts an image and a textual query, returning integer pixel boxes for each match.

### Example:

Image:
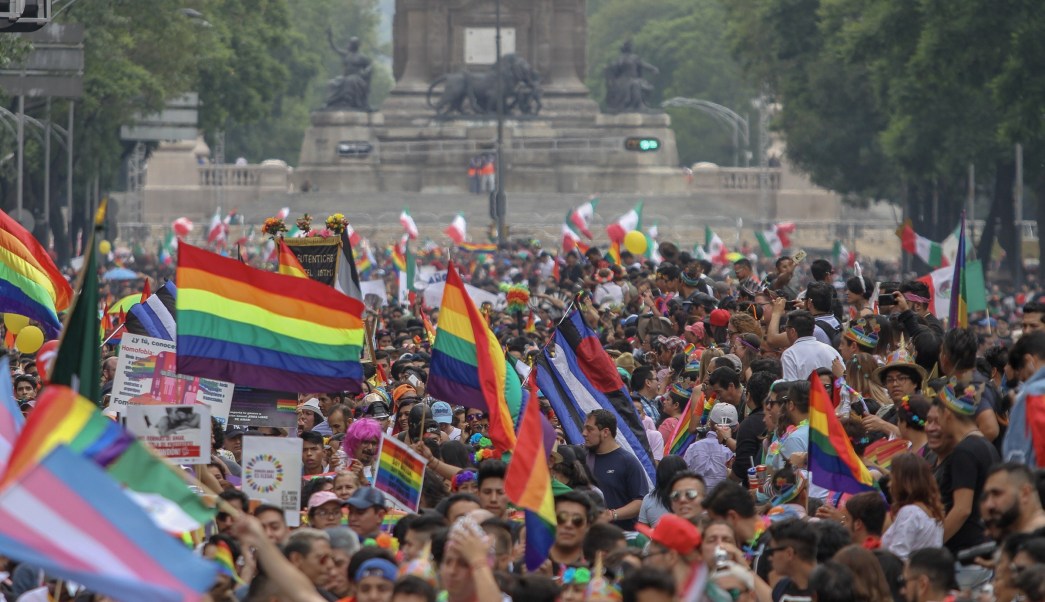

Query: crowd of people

[7,233,1045,602]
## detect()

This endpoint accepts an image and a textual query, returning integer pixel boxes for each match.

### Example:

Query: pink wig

[342,418,383,459]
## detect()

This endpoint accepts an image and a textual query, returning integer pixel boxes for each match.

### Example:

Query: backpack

[814,316,842,347]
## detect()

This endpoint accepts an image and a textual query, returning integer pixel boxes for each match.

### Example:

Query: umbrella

[108,294,142,313]
[103,268,140,281]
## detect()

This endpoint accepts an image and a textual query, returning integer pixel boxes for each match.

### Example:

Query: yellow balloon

[623,230,648,255]
[4,313,29,334]
[99,239,112,255]
[15,325,44,354]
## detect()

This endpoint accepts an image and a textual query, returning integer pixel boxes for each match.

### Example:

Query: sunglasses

[467,413,485,421]
[670,488,701,502]
[557,513,586,528]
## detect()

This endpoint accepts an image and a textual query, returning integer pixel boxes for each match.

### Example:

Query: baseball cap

[718,354,743,373]
[431,401,453,424]
[224,425,247,439]
[347,486,387,510]
[709,403,739,427]
[709,309,731,328]
[636,514,702,554]
[298,397,325,419]
[308,491,346,510]
[355,558,398,584]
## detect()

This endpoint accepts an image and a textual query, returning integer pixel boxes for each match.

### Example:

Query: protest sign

[241,436,303,527]
[125,404,211,464]
[227,387,299,430]
[361,279,387,306]
[284,238,339,285]
[373,435,428,512]
[110,333,234,423]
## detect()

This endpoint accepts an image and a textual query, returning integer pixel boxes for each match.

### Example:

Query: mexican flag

[606,202,643,243]
[833,240,855,268]
[445,213,467,244]
[706,225,727,264]
[897,220,948,268]
[756,229,783,257]
[568,198,598,239]
[400,207,419,240]
[562,223,589,255]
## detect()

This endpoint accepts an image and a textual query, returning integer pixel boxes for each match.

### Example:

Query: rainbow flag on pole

[427,262,518,453]
[948,213,969,329]
[667,392,702,455]
[0,445,218,602]
[176,243,365,393]
[809,373,876,494]
[505,377,556,571]
[2,385,215,531]
[0,209,73,336]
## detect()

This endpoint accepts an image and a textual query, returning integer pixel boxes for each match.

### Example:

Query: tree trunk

[978,161,1016,281]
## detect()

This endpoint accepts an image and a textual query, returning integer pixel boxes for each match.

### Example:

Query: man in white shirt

[781,310,843,381]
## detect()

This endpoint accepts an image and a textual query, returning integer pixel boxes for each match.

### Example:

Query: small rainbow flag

[505,377,556,571]
[277,239,308,279]
[605,241,621,266]
[458,242,497,253]
[126,356,158,379]
[212,540,242,583]
[176,243,365,393]
[391,242,407,272]
[373,436,426,512]
[809,373,876,494]
[276,398,297,413]
[427,262,518,453]
[668,392,702,455]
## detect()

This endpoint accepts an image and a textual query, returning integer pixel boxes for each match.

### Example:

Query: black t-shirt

[772,577,812,602]
[591,447,650,530]
[936,433,999,554]
[732,410,766,481]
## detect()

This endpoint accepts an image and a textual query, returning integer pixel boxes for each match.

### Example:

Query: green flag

[51,200,104,405]
[405,239,417,291]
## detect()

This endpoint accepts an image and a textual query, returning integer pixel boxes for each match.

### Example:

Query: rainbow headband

[844,318,880,350]
[927,380,978,416]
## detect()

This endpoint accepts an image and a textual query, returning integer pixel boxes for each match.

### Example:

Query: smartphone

[792,250,807,263]
[878,294,897,306]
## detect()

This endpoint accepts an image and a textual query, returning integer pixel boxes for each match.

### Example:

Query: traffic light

[0,0,50,33]
[624,137,661,152]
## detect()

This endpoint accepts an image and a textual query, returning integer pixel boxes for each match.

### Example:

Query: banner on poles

[284,238,339,285]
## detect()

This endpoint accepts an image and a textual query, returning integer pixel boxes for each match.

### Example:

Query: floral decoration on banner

[296,213,313,234]
[261,217,288,240]
[325,213,348,235]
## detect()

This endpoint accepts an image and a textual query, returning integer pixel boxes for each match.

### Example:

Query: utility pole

[1015,143,1023,284]
[494,0,507,247]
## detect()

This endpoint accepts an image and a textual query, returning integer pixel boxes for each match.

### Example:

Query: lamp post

[494,0,507,246]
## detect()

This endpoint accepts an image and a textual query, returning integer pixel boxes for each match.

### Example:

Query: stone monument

[296,0,682,194]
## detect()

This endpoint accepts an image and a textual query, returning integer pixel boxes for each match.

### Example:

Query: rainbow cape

[277,239,308,279]
[504,377,556,571]
[0,209,72,336]
[176,243,365,393]
[808,373,876,494]
[0,445,218,602]
[1,385,215,530]
[427,262,518,452]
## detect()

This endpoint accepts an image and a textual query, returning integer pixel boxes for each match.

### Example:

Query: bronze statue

[604,40,659,113]
[324,29,373,111]
[426,54,542,117]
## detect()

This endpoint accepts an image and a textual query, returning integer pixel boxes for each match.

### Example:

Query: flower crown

[452,470,477,491]
[898,395,926,427]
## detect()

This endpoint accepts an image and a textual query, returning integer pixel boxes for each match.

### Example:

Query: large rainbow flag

[809,373,876,494]
[505,377,556,571]
[2,385,215,531]
[428,262,518,452]
[0,445,217,602]
[176,243,365,393]
[0,210,72,336]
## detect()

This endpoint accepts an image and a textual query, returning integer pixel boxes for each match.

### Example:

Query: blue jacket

[1003,366,1045,464]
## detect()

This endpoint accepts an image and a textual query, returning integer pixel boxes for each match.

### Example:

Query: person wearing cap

[637,514,703,594]
[307,491,347,530]
[392,384,421,435]
[431,401,461,441]
[346,487,388,540]
[353,557,397,602]
[780,310,843,381]
[926,377,999,556]
[708,308,731,344]
[222,425,246,466]
[299,398,327,437]
[361,390,393,432]
[683,402,737,491]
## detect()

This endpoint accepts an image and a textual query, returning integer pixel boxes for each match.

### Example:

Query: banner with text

[125,404,211,464]
[227,386,299,430]
[373,435,428,512]
[242,436,303,527]
[285,238,339,285]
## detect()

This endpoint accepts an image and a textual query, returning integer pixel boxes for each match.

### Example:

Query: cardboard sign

[284,237,339,285]
[241,436,303,527]
[111,333,234,423]
[125,404,211,464]
[227,386,299,430]
[372,435,428,512]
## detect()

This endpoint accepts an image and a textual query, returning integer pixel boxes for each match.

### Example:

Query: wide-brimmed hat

[872,347,927,388]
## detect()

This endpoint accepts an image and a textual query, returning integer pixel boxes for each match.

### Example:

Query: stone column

[545,0,589,94]
[390,0,431,93]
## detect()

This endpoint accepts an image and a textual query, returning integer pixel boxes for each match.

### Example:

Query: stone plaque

[464,27,515,65]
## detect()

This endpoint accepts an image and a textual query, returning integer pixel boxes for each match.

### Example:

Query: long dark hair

[654,455,689,508]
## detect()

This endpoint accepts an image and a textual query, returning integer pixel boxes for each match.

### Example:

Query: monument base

[294,109,682,194]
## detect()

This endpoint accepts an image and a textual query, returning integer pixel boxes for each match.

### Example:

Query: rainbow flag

[176,243,365,393]
[605,241,621,266]
[277,238,308,279]
[428,263,518,453]
[0,209,73,336]
[391,241,407,272]
[373,435,426,512]
[809,373,875,494]
[0,445,218,602]
[458,242,497,253]
[668,392,702,455]
[276,398,297,413]
[213,540,242,583]
[2,385,215,530]
[945,213,986,329]
[505,377,556,571]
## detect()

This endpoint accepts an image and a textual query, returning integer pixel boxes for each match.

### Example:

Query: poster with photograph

[110,333,234,423]
[125,404,211,464]
[241,436,303,527]
[227,387,299,430]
